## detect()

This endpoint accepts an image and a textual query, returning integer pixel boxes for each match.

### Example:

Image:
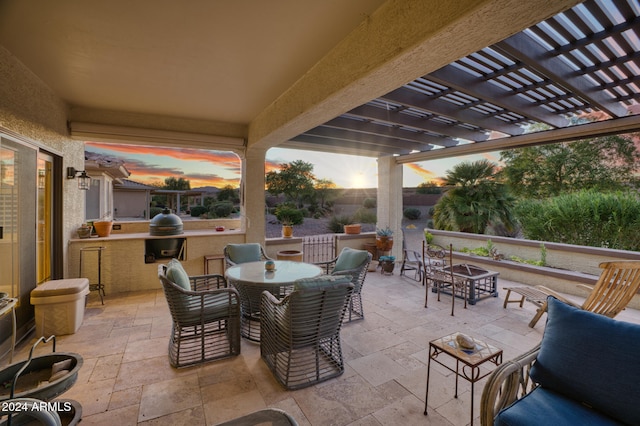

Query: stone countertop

[69,228,244,242]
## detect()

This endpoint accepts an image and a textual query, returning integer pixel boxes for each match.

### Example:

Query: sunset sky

[85,142,503,189]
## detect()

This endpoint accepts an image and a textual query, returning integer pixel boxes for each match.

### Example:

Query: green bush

[189,206,208,217]
[403,207,421,220]
[515,190,640,251]
[209,201,234,218]
[327,215,353,233]
[274,205,304,225]
[363,198,376,208]
[150,207,164,218]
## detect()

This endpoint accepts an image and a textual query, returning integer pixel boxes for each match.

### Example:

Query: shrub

[363,198,376,208]
[327,215,353,233]
[189,205,208,217]
[515,190,640,251]
[403,207,421,220]
[150,207,164,218]
[209,201,234,218]
[274,205,304,225]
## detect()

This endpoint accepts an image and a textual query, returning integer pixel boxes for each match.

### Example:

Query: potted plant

[343,217,361,234]
[376,227,394,251]
[93,213,114,238]
[275,205,303,238]
[280,217,294,238]
[77,224,92,239]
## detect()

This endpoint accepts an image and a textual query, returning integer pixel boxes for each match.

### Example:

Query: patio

[8,270,640,425]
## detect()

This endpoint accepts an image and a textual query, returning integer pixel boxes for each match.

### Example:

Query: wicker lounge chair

[260,275,354,390]
[481,297,640,426]
[223,243,271,269]
[506,260,640,327]
[314,247,372,321]
[158,260,241,368]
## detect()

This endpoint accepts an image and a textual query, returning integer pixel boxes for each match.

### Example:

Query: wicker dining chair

[260,275,354,390]
[223,243,271,270]
[158,260,241,368]
[314,247,372,321]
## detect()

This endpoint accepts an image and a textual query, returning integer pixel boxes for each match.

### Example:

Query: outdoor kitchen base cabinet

[145,238,186,262]
[69,228,245,294]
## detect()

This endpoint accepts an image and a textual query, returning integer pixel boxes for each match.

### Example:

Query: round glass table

[225,260,322,341]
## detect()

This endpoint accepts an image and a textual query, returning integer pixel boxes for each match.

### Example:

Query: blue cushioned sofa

[481,296,640,426]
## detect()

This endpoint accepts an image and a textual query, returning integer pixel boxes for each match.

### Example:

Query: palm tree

[433,159,516,234]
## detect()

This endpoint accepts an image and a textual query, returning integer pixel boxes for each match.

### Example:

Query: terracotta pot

[282,225,293,238]
[344,224,361,234]
[94,221,113,237]
[277,250,303,262]
[376,236,393,251]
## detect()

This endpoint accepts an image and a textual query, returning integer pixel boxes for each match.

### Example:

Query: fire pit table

[432,264,499,305]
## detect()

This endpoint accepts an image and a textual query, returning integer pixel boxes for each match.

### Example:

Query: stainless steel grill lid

[149,208,184,236]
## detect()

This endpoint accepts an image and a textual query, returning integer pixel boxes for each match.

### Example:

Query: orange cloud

[86,142,241,188]
[405,163,445,185]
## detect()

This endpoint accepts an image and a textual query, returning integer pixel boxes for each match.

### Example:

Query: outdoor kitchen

[68,216,244,295]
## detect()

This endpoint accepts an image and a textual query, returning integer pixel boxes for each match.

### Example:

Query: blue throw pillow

[333,247,369,272]
[227,243,261,264]
[530,296,640,425]
[294,275,352,291]
[166,259,190,291]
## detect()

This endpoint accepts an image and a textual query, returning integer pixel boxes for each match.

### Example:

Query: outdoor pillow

[530,296,640,425]
[333,247,369,272]
[227,243,261,264]
[166,258,191,291]
[294,274,352,291]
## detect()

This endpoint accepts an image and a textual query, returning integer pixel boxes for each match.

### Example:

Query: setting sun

[350,172,367,188]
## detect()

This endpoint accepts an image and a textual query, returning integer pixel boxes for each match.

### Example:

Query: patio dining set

[155,235,640,426]
[157,242,372,392]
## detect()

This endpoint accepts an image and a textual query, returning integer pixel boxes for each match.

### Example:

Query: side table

[424,332,502,426]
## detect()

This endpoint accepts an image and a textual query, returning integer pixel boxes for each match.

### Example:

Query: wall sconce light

[67,167,91,190]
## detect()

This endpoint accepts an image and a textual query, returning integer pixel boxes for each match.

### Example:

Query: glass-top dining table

[225,260,323,341]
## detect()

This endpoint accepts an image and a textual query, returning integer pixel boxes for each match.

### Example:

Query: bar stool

[204,254,225,274]
[79,246,106,304]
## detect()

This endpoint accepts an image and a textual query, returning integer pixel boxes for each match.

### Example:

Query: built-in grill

[149,208,184,236]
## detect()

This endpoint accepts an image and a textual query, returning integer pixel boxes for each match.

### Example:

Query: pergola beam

[428,65,569,128]
[396,114,640,164]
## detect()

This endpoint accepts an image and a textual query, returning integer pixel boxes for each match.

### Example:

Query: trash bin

[30,278,90,336]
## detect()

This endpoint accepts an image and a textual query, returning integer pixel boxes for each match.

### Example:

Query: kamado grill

[149,208,184,236]
[147,209,184,259]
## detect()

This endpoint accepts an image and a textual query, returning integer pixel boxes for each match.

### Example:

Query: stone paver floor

[6,266,640,425]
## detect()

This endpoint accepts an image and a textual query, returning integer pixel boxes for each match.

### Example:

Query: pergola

[1,0,638,248]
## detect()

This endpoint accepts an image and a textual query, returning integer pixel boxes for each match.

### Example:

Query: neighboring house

[114,179,155,220]
[84,153,130,221]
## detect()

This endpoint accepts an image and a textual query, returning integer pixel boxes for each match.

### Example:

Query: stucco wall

[0,45,85,277]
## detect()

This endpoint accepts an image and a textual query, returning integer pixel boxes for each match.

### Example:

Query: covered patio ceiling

[1,0,638,162]
[285,0,640,160]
